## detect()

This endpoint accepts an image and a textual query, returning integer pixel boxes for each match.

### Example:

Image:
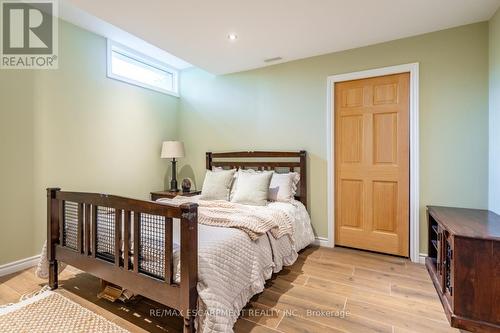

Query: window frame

[106,39,179,97]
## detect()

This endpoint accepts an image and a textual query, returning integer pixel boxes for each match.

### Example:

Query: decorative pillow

[200,169,236,200]
[291,171,301,190]
[229,168,256,200]
[230,170,273,206]
[269,172,300,202]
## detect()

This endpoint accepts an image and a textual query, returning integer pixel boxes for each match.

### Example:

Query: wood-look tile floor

[0,246,462,333]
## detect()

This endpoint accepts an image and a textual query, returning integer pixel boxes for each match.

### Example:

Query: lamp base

[169,159,179,192]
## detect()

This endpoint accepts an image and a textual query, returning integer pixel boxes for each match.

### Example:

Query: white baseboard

[0,255,40,277]
[418,253,428,264]
[313,237,332,247]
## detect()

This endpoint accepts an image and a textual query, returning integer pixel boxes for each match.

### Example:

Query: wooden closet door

[334,73,409,256]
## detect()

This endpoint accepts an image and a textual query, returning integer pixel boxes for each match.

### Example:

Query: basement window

[107,40,179,96]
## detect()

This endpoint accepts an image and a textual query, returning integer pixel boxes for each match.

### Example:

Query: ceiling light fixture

[227,33,238,41]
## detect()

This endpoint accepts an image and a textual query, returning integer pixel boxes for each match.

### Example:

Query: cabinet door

[442,231,454,306]
[437,225,444,283]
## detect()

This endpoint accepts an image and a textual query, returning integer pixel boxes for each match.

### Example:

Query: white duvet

[157,196,314,333]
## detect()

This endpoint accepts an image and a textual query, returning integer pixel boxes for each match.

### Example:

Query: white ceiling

[60,1,192,69]
[63,0,500,75]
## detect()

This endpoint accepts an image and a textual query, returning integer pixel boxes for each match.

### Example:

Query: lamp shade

[161,141,185,159]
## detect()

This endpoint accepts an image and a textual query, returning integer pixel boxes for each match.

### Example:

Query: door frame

[325,63,420,262]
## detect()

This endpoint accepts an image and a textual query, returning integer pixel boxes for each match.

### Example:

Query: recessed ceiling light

[227,33,238,41]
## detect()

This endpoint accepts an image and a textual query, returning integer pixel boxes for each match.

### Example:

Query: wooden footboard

[46,188,198,333]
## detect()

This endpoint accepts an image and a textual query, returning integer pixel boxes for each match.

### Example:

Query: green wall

[0,20,179,265]
[178,22,490,254]
[0,71,36,263]
[489,8,500,214]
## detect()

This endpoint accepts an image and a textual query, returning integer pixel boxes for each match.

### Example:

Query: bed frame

[47,151,307,333]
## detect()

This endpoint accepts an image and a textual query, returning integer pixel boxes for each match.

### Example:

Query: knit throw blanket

[158,197,295,242]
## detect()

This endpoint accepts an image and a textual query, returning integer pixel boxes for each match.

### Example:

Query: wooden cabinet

[426,206,500,332]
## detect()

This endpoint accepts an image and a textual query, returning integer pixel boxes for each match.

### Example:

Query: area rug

[0,287,130,333]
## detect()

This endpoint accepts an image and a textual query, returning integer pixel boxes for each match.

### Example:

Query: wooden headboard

[206,151,307,208]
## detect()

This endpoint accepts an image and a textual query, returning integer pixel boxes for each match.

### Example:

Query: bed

[46,151,312,333]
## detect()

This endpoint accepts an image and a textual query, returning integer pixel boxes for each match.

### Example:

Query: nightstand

[151,190,201,201]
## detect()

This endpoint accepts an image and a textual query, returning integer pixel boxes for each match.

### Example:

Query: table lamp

[161,141,185,192]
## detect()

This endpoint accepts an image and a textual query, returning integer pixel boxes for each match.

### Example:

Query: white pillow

[228,168,260,200]
[229,169,300,202]
[269,172,300,202]
[200,169,236,200]
[213,166,239,197]
[230,170,273,206]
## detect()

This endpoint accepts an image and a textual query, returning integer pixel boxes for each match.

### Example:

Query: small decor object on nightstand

[161,141,185,192]
[181,178,192,192]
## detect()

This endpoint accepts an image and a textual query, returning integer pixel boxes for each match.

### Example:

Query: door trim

[326,63,420,262]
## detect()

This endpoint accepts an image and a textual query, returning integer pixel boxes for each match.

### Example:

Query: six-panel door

[334,73,410,256]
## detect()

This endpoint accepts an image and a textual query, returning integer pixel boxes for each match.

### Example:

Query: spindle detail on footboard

[46,188,198,333]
